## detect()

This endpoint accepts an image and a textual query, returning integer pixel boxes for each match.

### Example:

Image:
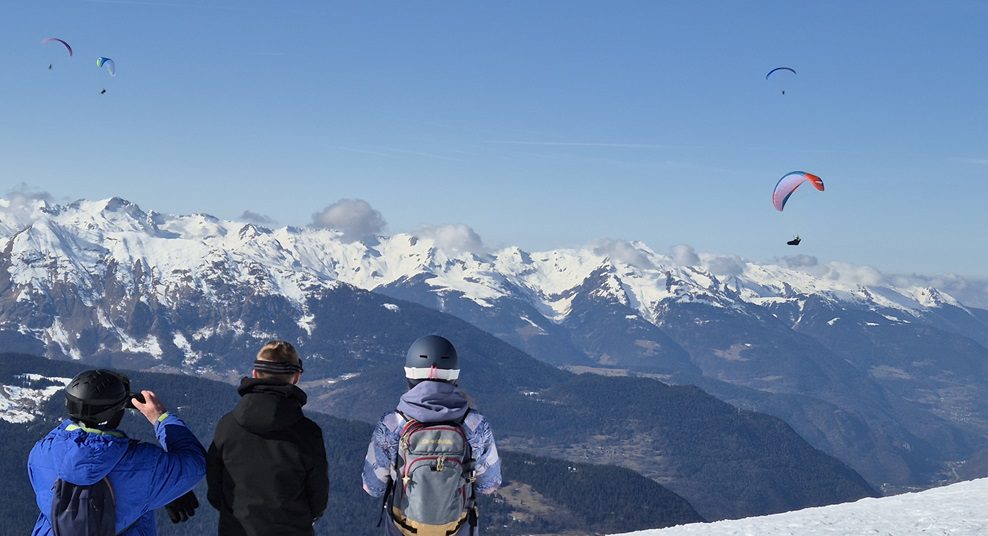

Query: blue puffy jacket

[27,413,207,536]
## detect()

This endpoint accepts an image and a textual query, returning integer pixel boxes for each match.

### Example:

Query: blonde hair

[254,340,301,383]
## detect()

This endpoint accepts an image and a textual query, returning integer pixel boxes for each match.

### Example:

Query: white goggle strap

[404,366,460,381]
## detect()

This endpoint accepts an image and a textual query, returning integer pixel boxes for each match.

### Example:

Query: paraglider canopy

[772,171,824,212]
[42,37,73,56]
[765,66,796,79]
[96,56,116,76]
[766,67,797,94]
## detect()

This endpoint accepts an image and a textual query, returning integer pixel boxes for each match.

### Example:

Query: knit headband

[253,359,304,374]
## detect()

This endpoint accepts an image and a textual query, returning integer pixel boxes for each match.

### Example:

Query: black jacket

[207,378,329,536]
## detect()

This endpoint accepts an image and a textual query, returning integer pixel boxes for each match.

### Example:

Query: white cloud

[593,239,656,269]
[703,254,747,277]
[415,224,486,254]
[5,183,54,205]
[1,184,57,232]
[890,273,988,309]
[772,257,988,308]
[775,256,887,286]
[670,244,700,266]
[239,210,275,225]
[826,262,886,287]
[781,254,820,269]
[311,199,386,242]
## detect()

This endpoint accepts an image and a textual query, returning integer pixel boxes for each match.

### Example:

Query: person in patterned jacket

[362,335,501,536]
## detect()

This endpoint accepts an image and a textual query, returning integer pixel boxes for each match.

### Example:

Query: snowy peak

[0,195,973,321]
[913,286,961,309]
[583,263,632,306]
[0,195,980,366]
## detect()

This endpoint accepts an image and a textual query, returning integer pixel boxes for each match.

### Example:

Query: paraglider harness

[378,410,479,536]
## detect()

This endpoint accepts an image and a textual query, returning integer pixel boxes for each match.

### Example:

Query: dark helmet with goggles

[64,369,137,428]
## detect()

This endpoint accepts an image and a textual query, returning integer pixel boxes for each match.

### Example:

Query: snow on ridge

[2,197,338,307]
[0,196,972,334]
[0,374,72,424]
[173,331,202,366]
[912,286,963,309]
[611,477,988,535]
[45,318,82,360]
[0,197,53,238]
[117,332,164,359]
[518,315,547,335]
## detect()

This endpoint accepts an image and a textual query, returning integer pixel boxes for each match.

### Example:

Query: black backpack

[51,476,117,536]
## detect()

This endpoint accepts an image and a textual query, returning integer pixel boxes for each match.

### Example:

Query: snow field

[612,478,988,536]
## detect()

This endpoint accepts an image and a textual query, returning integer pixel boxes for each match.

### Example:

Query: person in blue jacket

[28,369,206,536]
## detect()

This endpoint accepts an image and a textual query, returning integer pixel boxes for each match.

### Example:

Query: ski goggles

[253,358,304,375]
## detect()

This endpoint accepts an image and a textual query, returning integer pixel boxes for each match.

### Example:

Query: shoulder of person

[297,415,325,437]
[381,411,405,432]
[210,412,239,438]
[462,410,491,432]
[121,438,166,463]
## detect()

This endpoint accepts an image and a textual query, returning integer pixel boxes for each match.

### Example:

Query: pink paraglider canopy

[772,171,824,212]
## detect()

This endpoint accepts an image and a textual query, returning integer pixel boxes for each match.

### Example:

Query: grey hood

[396,381,469,423]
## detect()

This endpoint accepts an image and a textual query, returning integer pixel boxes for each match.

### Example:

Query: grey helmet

[404,335,459,384]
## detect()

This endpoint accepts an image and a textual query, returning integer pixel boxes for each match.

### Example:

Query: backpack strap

[468,501,478,536]
[376,479,394,528]
[378,412,414,528]
[460,409,478,536]
[101,476,116,507]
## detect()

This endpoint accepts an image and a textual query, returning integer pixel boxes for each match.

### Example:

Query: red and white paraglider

[772,171,825,246]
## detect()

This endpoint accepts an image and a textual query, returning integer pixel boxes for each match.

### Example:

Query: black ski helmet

[64,369,131,427]
[404,335,459,385]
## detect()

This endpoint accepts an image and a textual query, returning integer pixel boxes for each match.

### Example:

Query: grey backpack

[387,416,476,536]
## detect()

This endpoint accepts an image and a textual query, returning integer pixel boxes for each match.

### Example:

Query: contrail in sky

[486,140,691,150]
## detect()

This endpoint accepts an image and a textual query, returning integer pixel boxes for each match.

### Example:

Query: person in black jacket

[207,340,329,536]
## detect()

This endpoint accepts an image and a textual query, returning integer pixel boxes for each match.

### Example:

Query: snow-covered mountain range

[613,477,988,536]
[1,196,978,361]
[3,195,988,493]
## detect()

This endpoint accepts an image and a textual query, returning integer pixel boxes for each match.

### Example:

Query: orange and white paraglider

[772,171,824,246]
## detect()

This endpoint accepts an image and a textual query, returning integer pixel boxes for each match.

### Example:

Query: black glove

[164,491,199,524]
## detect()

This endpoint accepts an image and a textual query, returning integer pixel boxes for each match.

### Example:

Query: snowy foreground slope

[612,478,988,536]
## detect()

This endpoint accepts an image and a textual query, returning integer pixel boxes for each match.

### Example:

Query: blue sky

[2,1,987,277]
